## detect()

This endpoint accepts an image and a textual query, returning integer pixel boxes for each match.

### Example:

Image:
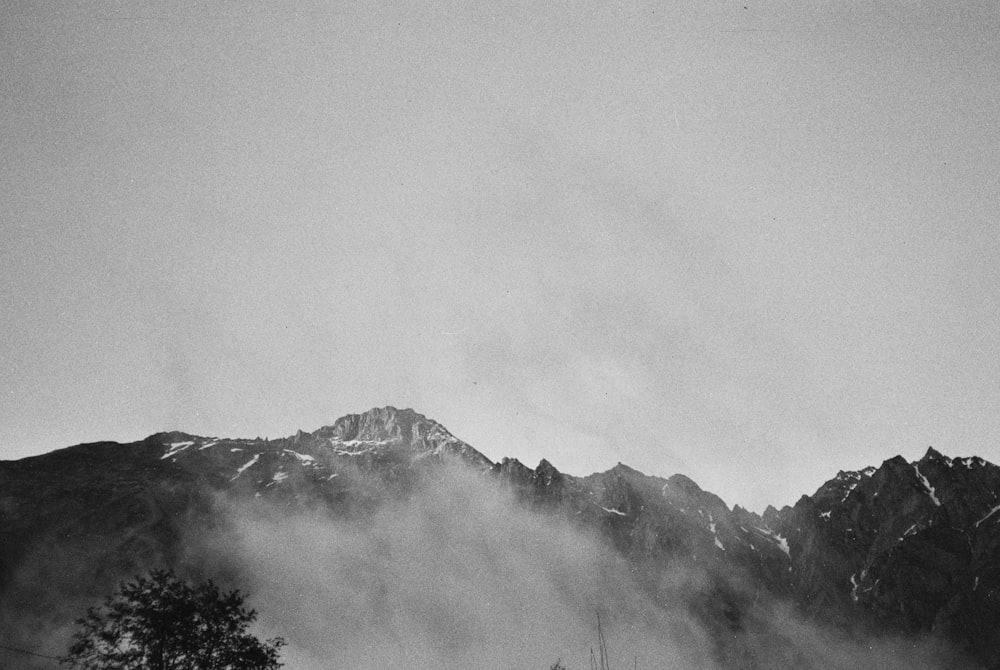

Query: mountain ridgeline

[2,407,999,669]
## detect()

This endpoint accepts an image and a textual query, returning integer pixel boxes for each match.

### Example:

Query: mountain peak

[919,445,948,463]
[313,406,438,443]
[301,407,495,471]
[606,462,643,477]
[665,472,703,492]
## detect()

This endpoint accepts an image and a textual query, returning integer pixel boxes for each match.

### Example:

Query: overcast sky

[2,0,998,511]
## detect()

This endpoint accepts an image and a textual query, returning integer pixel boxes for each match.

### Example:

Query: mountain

[768,448,1000,660]
[1,407,998,669]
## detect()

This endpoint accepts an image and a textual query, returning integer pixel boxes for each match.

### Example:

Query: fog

[201,470,709,669]
[0,465,974,670]
[0,462,972,668]
[191,468,972,670]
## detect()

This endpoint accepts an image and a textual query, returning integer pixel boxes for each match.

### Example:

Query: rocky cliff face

[2,407,999,668]
[766,447,1000,665]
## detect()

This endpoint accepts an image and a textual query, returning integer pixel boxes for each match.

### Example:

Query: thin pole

[596,612,611,670]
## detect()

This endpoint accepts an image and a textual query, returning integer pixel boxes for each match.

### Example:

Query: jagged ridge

[3,409,1000,667]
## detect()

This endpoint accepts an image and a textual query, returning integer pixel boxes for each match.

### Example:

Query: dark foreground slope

[1,407,997,668]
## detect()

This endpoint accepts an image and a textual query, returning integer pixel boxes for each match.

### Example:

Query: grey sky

[2,1,998,511]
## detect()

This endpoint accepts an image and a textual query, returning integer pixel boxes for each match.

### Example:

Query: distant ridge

[1,407,998,667]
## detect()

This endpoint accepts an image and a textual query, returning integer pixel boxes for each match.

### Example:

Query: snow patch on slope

[161,441,194,460]
[762,528,790,557]
[975,503,1000,528]
[913,465,941,506]
[231,454,260,480]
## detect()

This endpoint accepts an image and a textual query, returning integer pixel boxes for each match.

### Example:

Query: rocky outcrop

[768,447,1000,665]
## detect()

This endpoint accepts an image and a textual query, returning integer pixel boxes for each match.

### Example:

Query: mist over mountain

[1,407,997,669]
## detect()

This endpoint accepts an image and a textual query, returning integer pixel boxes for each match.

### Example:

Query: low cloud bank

[200,468,973,670]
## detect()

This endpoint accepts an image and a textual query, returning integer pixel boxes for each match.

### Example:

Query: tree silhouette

[61,570,284,670]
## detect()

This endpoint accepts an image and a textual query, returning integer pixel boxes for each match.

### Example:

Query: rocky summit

[2,407,999,668]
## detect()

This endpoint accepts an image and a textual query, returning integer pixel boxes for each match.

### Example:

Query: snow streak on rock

[161,441,195,459]
[975,503,1000,528]
[232,454,260,480]
[913,464,941,506]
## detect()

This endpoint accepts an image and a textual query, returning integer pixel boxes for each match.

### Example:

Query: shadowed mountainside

[1,407,997,668]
